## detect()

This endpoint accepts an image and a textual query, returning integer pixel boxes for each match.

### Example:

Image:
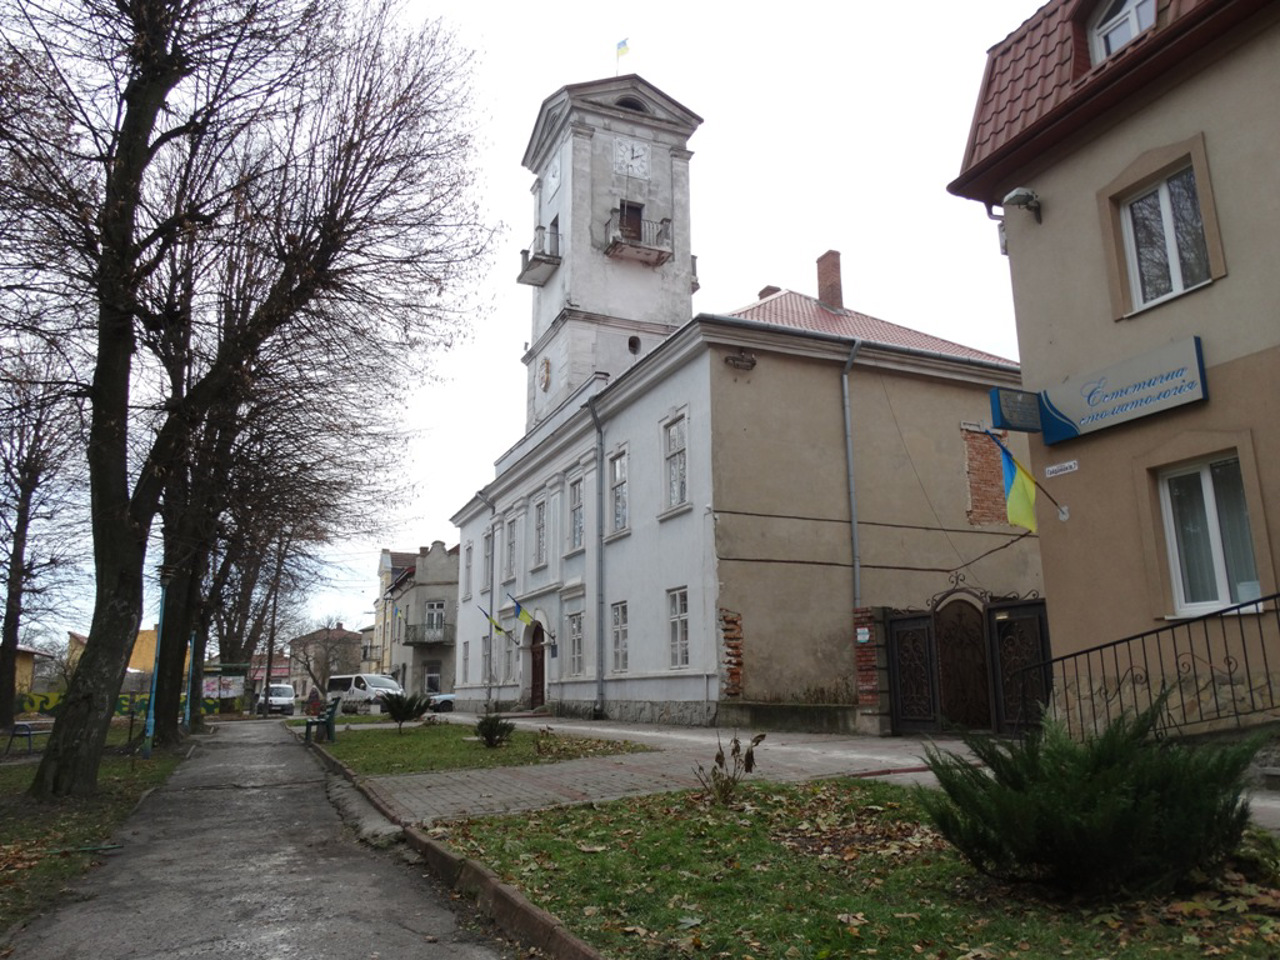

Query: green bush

[917,694,1262,897]
[475,709,515,748]
[379,692,432,733]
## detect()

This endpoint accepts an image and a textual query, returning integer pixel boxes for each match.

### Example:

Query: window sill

[563,547,586,560]
[604,528,631,544]
[658,501,693,522]
[1120,278,1212,321]
[530,561,548,574]
[1164,601,1269,620]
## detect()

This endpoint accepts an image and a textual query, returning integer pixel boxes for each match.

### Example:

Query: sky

[306,0,1043,629]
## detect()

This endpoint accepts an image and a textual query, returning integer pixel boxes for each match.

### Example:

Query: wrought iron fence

[1016,591,1280,739]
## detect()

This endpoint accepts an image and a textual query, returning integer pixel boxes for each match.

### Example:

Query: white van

[260,683,296,716]
[326,674,403,712]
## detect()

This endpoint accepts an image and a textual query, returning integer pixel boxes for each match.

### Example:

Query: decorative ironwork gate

[888,576,1049,734]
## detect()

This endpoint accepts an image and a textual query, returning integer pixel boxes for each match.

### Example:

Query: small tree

[918,694,1262,897]
[475,708,514,749]
[379,692,431,734]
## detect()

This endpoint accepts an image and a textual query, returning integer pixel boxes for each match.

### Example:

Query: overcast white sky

[307,0,1041,629]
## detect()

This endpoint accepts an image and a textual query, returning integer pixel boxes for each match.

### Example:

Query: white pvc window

[1160,456,1260,616]
[665,415,688,509]
[569,479,584,550]
[668,587,689,668]
[611,601,629,672]
[610,452,628,533]
[1091,0,1155,61]
[1123,167,1210,308]
[567,611,584,676]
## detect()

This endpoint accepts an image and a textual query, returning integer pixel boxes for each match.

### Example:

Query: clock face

[613,138,649,179]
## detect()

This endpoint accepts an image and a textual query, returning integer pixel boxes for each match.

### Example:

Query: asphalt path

[3,721,513,960]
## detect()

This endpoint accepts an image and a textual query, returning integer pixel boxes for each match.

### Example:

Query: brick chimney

[757,284,781,300]
[817,250,843,309]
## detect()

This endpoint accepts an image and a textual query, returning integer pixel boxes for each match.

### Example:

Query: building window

[620,201,643,242]
[503,637,514,683]
[668,587,689,668]
[482,533,493,592]
[533,500,547,567]
[462,641,470,683]
[425,600,445,631]
[463,544,473,597]
[504,519,516,581]
[1122,167,1210,308]
[1160,456,1260,616]
[1098,134,1225,319]
[569,478,584,551]
[425,660,442,694]
[1089,0,1155,62]
[610,451,628,533]
[481,635,493,684]
[664,414,688,509]
[567,611,584,676]
[611,601,629,673]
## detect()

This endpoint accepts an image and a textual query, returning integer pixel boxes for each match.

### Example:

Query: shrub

[917,694,1262,897]
[475,709,515,748]
[379,692,432,734]
[694,731,765,805]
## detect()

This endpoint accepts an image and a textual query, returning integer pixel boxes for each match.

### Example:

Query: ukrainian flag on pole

[616,38,629,58]
[989,432,1037,533]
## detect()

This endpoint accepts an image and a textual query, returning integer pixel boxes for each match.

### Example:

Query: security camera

[1002,187,1040,208]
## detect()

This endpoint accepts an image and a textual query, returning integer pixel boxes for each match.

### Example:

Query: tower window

[628,336,641,355]
[615,96,649,113]
[620,201,643,242]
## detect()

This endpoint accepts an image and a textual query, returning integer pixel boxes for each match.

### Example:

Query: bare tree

[0,344,84,726]
[290,618,360,697]
[1,0,488,797]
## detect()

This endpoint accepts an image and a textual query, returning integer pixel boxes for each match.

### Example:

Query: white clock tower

[516,76,702,428]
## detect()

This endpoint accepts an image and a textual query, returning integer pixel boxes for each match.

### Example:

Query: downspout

[587,396,607,719]
[842,340,864,607]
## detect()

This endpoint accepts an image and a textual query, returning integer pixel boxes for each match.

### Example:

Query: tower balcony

[404,623,456,646]
[517,226,562,286]
[605,209,673,266]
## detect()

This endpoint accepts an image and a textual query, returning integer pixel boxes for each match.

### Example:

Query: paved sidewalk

[360,713,1280,833]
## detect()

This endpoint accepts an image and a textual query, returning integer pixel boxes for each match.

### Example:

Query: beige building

[450,69,1044,735]
[379,542,459,697]
[951,0,1280,732]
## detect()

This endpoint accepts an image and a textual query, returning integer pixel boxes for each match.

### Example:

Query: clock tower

[517,76,702,428]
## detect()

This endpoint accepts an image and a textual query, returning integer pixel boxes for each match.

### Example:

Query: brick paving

[361,716,950,827]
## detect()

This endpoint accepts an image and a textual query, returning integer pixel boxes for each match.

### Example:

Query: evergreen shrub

[917,695,1262,896]
[379,692,432,733]
[475,709,515,748]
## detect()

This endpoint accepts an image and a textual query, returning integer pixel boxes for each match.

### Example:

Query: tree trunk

[0,476,34,727]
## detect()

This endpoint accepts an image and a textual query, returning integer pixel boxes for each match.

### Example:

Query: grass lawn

[323,722,649,776]
[0,748,182,935]
[439,778,1280,960]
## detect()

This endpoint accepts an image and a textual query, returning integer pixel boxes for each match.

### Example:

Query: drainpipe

[842,340,864,607]
[587,396,607,720]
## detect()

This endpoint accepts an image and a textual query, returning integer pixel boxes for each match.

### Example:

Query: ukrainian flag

[616,38,629,57]
[997,440,1037,533]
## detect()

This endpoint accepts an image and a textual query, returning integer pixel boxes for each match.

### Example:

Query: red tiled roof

[951,0,1257,202]
[388,551,416,571]
[726,290,1016,367]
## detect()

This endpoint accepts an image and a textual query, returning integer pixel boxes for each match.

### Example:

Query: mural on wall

[16,691,228,717]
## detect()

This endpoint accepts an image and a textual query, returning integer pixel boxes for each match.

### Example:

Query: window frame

[611,600,629,673]
[425,599,445,631]
[668,587,690,668]
[1158,455,1261,617]
[1119,167,1211,309]
[609,448,629,536]
[1098,134,1226,320]
[567,611,584,676]
[503,517,517,582]
[568,477,585,552]
[462,543,473,599]
[663,411,688,511]
[533,499,547,568]
[482,533,493,593]
[1088,0,1155,63]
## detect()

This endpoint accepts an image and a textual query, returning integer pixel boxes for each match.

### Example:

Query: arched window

[1090,0,1155,62]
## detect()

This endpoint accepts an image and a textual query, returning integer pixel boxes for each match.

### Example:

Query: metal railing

[404,622,456,646]
[1016,591,1280,739]
[606,210,671,249]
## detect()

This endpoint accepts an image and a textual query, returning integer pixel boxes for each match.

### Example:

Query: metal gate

[888,576,1049,734]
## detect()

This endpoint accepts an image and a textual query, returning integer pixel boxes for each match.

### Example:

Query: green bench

[5,721,54,755]
[304,698,341,744]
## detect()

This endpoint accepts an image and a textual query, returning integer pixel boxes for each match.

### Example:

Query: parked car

[260,683,296,716]
[326,673,403,712]
[428,692,455,713]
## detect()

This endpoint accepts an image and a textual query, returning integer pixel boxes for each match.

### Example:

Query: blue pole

[182,630,195,728]
[142,572,169,759]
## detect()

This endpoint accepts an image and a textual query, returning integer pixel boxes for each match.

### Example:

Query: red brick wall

[965,427,1007,525]
[720,609,744,698]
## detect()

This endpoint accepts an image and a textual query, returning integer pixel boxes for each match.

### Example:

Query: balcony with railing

[404,622,456,646]
[605,209,672,265]
[517,226,562,286]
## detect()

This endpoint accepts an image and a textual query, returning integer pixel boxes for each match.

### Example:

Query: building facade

[379,542,459,697]
[452,75,1044,732]
[951,0,1280,730]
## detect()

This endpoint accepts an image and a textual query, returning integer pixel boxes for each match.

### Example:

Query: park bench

[5,720,54,756]
[304,698,341,744]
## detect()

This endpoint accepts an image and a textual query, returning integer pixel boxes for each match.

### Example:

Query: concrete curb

[297,731,604,960]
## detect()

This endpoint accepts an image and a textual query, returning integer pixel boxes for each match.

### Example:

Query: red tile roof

[951,0,1261,202]
[726,289,1016,367]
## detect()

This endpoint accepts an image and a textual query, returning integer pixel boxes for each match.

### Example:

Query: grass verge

[0,750,182,935]
[323,723,648,776]
[439,778,1280,960]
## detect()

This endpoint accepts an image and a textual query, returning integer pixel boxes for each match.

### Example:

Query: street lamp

[142,565,174,759]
